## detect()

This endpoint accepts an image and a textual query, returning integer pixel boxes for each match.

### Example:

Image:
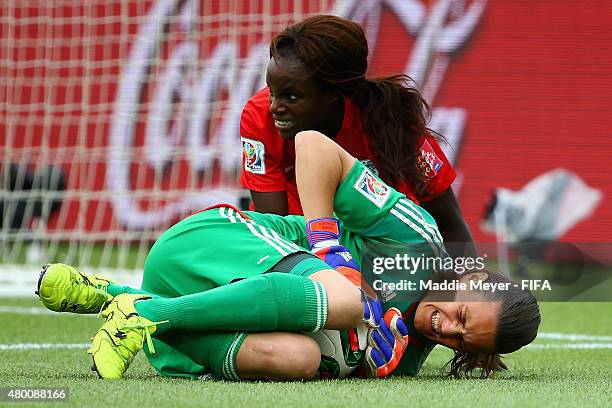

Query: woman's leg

[148,330,321,382]
[134,268,361,335]
[90,268,361,379]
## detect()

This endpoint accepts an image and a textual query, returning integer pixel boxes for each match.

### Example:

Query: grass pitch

[1,298,611,408]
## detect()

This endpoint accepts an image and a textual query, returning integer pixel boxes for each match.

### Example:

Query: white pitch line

[537,332,612,342]
[0,306,57,315]
[0,306,96,317]
[0,343,89,351]
[2,308,612,350]
[2,341,612,352]
[526,343,612,350]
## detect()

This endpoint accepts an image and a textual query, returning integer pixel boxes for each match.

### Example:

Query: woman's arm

[420,188,477,258]
[250,190,289,215]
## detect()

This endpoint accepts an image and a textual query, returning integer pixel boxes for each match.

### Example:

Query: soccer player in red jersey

[240,15,475,257]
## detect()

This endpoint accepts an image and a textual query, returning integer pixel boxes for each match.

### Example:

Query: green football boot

[89,293,165,379]
[36,263,114,314]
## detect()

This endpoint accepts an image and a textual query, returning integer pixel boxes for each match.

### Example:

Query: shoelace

[93,296,168,368]
[91,317,166,370]
[121,318,168,354]
[102,319,149,367]
[96,300,111,318]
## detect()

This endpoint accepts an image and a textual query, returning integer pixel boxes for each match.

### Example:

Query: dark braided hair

[270,15,431,195]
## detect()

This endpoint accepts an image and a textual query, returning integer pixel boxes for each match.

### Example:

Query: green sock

[134,272,327,335]
[107,284,156,298]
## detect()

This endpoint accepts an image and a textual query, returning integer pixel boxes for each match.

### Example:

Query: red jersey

[239,87,456,215]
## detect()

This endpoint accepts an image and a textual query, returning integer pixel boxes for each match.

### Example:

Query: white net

[1,0,335,275]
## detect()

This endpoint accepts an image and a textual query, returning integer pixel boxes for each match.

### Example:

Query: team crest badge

[241,137,265,174]
[417,140,444,180]
[354,169,391,208]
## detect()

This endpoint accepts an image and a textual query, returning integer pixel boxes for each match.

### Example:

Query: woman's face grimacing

[414,273,500,354]
[265,56,342,140]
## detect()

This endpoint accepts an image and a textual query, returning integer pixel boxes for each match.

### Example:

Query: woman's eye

[288,94,299,102]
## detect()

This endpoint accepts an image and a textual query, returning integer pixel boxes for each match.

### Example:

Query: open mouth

[431,310,441,335]
[274,119,295,130]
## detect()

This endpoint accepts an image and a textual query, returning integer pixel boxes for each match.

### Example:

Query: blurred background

[2,0,611,291]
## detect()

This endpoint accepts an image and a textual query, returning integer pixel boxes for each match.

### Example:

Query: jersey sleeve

[415,134,457,201]
[239,98,287,193]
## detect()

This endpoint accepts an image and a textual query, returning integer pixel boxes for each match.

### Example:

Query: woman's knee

[309,269,363,330]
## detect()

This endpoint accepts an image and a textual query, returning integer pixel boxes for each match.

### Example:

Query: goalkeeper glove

[312,245,362,286]
[306,217,342,250]
[364,307,409,378]
[306,217,362,285]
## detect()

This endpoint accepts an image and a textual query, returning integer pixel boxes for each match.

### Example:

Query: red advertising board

[2,0,611,242]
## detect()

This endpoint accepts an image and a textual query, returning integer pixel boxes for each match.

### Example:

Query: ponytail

[348,76,431,191]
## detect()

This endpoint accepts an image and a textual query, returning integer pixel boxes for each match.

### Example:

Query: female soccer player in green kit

[37,132,540,380]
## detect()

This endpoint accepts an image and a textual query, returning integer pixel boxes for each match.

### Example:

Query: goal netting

[1,0,337,284]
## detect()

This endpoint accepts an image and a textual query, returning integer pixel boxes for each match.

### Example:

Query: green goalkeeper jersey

[141,160,442,378]
[246,159,444,376]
